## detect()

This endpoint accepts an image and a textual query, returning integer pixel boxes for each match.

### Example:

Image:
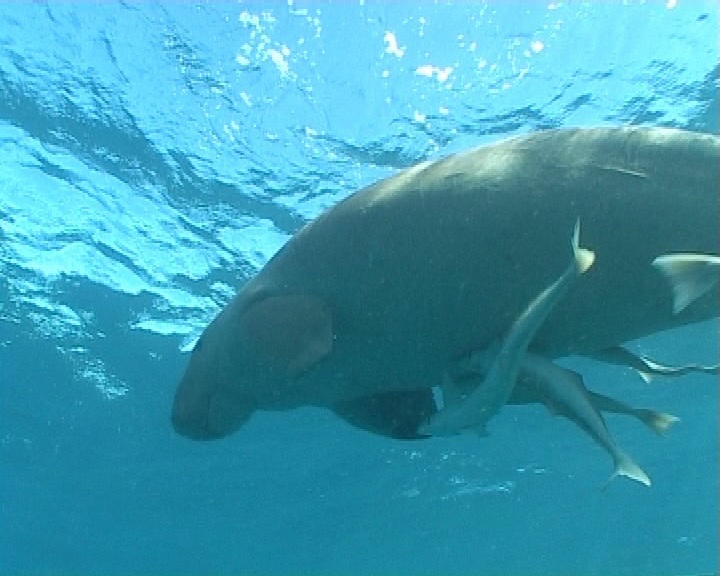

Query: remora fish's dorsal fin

[418,218,595,437]
[588,346,718,383]
[652,253,720,314]
[241,294,333,378]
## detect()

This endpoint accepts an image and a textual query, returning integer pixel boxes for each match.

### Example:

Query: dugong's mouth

[171,384,255,441]
[171,390,219,440]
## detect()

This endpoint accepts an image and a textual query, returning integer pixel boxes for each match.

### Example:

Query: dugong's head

[171,291,333,440]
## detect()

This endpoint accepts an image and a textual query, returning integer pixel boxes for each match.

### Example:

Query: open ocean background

[0,2,718,575]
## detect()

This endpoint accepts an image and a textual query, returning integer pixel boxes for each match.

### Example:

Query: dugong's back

[258,127,717,358]
[173,127,718,439]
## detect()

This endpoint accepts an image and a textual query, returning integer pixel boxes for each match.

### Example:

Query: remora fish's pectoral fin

[418,218,595,437]
[521,353,651,488]
[652,253,720,314]
[588,346,718,383]
[332,389,438,440]
[241,294,333,378]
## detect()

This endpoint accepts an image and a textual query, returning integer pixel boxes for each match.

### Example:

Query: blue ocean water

[0,2,718,575]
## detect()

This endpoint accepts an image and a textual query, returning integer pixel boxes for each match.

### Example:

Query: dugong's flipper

[520,353,652,487]
[241,294,334,378]
[419,219,594,436]
[589,345,719,383]
[652,253,719,314]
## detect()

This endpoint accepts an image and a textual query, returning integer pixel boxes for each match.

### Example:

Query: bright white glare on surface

[531,40,545,53]
[384,31,406,57]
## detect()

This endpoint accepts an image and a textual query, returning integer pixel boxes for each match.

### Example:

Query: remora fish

[335,360,680,442]
[425,346,669,485]
[517,353,652,487]
[172,127,719,440]
[590,345,718,383]
[418,220,594,436]
[506,372,679,436]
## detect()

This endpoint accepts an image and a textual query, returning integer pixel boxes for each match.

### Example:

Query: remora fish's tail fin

[634,409,680,435]
[652,254,720,314]
[586,389,680,435]
[605,450,652,488]
[571,218,595,274]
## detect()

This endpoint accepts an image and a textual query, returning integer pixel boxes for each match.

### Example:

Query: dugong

[172,127,719,440]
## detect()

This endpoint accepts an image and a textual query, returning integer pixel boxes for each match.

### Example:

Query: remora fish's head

[171,290,333,440]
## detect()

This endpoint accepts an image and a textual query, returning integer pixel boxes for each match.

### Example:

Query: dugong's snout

[171,379,255,440]
[171,377,217,440]
[171,351,256,440]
